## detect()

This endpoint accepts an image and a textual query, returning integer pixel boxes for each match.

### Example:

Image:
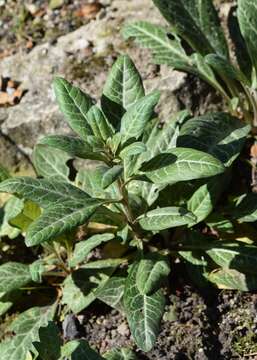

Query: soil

[0,0,107,58]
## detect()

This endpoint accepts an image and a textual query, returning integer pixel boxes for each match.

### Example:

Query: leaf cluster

[0,50,256,355]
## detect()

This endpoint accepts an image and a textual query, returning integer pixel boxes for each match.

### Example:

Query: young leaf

[140,148,225,185]
[33,145,71,181]
[139,110,189,163]
[0,305,56,360]
[238,0,257,74]
[87,105,114,141]
[120,91,160,143]
[0,262,31,292]
[53,77,93,140]
[138,207,196,231]
[209,268,257,291]
[25,199,106,246]
[0,177,90,208]
[33,322,61,360]
[69,233,115,267]
[101,165,123,189]
[177,112,250,166]
[101,55,145,126]
[136,254,170,295]
[152,0,229,57]
[124,261,165,352]
[104,348,137,360]
[39,135,103,160]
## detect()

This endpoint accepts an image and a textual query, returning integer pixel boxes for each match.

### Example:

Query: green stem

[117,179,143,250]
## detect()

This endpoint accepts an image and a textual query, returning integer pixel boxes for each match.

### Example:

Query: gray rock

[0,0,185,167]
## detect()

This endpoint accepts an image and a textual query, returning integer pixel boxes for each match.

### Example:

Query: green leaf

[0,299,13,317]
[82,258,127,269]
[39,135,103,161]
[102,165,123,189]
[152,0,228,57]
[238,0,257,74]
[10,200,41,232]
[120,91,160,143]
[53,77,93,140]
[0,164,10,182]
[104,348,137,360]
[140,147,225,185]
[206,244,257,275]
[231,193,257,223]
[62,269,109,313]
[208,268,257,291]
[0,177,90,209]
[76,167,121,203]
[102,55,145,126]
[139,110,189,163]
[177,112,250,166]
[124,261,165,352]
[228,8,252,80]
[119,142,147,159]
[25,199,106,246]
[122,21,193,72]
[187,174,227,224]
[29,260,45,283]
[33,322,61,360]
[69,233,115,267]
[95,275,125,310]
[0,305,56,360]
[87,105,114,141]
[123,22,228,96]
[0,262,31,292]
[0,196,24,239]
[61,340,104,360]
[205,54,250,85]
[136,254,170,295]
[206,213,234,234]
[128,112,189,207]
[33,144,71,181]
[138,207,195,231]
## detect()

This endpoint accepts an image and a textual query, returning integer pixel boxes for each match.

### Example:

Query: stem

[117,179,143,250]
[53,243,71,274]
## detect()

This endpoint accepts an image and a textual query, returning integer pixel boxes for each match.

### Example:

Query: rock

[0,0,185,167]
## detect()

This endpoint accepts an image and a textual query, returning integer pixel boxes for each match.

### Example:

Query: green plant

[123,0,257,127]
[0,54,255,356]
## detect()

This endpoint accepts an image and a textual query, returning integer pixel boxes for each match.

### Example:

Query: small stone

[117,322,129,336]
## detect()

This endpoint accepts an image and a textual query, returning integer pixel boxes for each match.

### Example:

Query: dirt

[0,0,106,58]
[81,263,257,360]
